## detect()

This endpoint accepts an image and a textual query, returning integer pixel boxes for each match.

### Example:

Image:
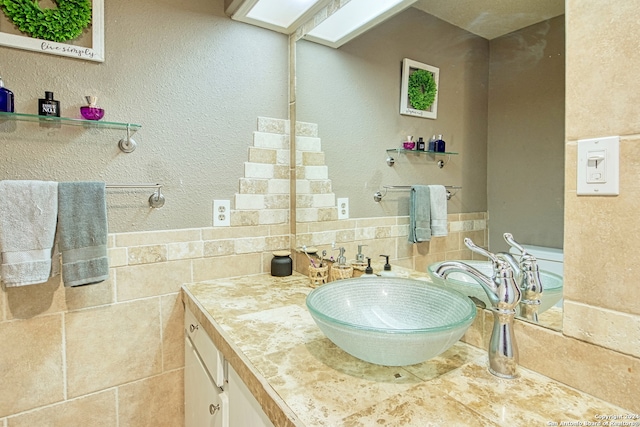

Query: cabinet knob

[209,403,220,415]
[189,324,198,333]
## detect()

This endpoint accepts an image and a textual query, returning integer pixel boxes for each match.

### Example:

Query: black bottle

[434,134,446,152]
[39,91,60,117]
[417,137,425,151]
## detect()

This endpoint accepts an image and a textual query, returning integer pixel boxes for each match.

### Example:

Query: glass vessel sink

[305,277,476,366]
[427,260,563,313]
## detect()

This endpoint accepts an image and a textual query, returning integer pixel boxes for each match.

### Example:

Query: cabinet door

[185,336,229,427]
[228,365,274,427]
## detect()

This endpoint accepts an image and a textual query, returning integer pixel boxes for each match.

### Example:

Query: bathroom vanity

[182,272,628,426]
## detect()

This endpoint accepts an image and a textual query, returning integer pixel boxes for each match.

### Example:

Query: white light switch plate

[337,197,349,219]
[213,200,231,226]
[577,136,619,196]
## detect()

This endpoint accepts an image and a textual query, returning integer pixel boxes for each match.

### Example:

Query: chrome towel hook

[118,124,137,153]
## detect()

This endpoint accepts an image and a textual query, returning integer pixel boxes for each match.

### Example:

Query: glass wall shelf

[0,111,142,153]
[0,111,141,130]
[385,148,458,168]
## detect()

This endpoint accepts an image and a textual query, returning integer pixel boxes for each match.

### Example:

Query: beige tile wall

[0,224,288,424]
[294,212,488,274]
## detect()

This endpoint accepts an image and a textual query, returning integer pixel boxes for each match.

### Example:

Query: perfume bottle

[417,137,425,151]
[0,75,14,113]
[80,96,105,120]
[435,134,446,152]
[39,91,60,117]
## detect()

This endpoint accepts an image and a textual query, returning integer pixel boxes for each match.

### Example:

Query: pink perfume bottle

[80,96,104,120]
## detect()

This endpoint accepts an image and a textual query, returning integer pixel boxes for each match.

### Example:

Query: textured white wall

[0,0,288,232]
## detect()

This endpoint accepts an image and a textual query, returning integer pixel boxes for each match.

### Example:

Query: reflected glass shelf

[386,148,458,155]
[0,111,141,131]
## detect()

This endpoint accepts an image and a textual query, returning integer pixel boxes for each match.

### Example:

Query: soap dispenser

[379,255,397,277]
[330,247,353,281]
[360,257,377,277]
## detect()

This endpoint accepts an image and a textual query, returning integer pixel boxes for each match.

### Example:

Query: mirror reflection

[295,4,564,330]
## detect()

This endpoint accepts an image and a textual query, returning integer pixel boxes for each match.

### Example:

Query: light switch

[577,136,619,196]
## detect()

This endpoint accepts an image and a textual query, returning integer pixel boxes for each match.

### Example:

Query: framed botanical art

[0,0,104,62]
[400,58,439,119]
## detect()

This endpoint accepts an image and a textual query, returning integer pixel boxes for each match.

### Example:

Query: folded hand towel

[58,182,109,287]
[409,185,431,243]
[429,185,448,237]
[0,180,58,287]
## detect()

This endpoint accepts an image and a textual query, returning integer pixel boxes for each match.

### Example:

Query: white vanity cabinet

[184,307,274,427]
[185,308,228,427]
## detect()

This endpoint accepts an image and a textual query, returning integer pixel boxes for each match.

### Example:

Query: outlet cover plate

[213,200,231,227]
[337,197,349,219]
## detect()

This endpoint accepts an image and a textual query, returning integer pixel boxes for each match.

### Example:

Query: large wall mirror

[294,2,565,330]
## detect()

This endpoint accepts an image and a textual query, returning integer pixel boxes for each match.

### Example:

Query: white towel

[0,180,58,287]
[429,185,448,237]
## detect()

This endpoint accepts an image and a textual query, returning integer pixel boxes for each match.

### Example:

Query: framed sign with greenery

[0,0,104,62]
[400,58,439,119]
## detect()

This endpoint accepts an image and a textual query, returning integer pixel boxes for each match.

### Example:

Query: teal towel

[58,182,109,287]
[409,185,431,243]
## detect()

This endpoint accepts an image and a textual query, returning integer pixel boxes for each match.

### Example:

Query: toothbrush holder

[308,264,329,288]
[330,265,353,281]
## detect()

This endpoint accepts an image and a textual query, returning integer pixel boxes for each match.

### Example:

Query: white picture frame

[0,0,104,62]
[400,58,439,119]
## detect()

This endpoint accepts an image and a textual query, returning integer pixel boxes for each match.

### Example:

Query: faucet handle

[463,238,498,263]
[503,233,528,256]
[503,233,538,268]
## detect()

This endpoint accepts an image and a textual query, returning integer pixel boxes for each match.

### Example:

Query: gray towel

[0,180,58,287]
[409,185,431,243]
[429,185,448,237]
[58,182,109,287]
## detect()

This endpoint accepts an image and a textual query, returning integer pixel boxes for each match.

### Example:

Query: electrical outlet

[337,197,349,220]
[213,200,230,227]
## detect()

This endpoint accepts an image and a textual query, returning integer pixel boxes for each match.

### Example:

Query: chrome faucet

[435,238,521,379]
[502,233,544,323]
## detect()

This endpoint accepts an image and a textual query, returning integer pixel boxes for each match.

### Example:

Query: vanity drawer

[185,307,225,388]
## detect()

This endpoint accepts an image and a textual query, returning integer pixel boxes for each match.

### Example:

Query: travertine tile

[257,117,287,135]
[295,120,318,137]
[563,301,640,358]
[161,294,184,370]
[309,180,332,193]
[5,276,66,319]
[296,208,318,222]
[268,224,290,236]
[0,314,64,417]
[239,178,269,194]
[302,151,325,165]
[167,241,204,261]
[118,370,184,427]
[108,247,127,267]
[267,179,289,194]
[253,132,287,150]
[235,237,266,254]
[244,162,274,179]
[230,210,260,226]
[516,320,640,412]
[566,0,640,139]
[312,193,335,207]
[115,229,200,248]
[235,194,265,210]
[304,165,328,179]
[203,239,235,257]
[64,273,115,311]
[192,254,262,282]
[128,244,167,265]
[202,225,269,240]
[248,147,277,164]
[274,165,290,179]
[115,260,192,302]
[265,235,290,251]
[265,194,289,209]
[65,298,162,398]
[259,209,288,224]
[6,389,116,427]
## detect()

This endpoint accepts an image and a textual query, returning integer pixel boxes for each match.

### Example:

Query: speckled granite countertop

[182,271,627,427]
